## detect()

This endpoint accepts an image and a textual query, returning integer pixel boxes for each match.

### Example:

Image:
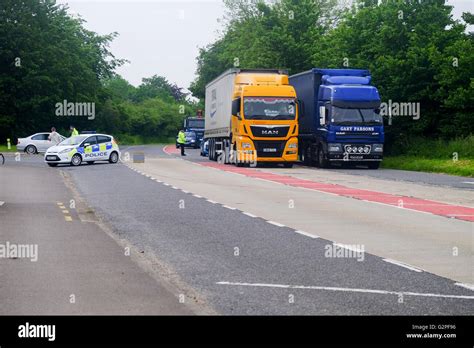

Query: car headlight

[288,143,297,149]
[58,148,73,154]
[328,143,342,152]
[242,142,252,149]
[373,144,383,152]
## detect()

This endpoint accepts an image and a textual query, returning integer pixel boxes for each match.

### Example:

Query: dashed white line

[182,190,189,194]
[223,205,236,210]
[266,220,285,227]
[383,258,423,273]
[242,212,257,218]
[163,183,170,186]
[171,186,179,190]
[462,182,474,185]
[295,230,319,239]
[207,199,218,204]
[216,281,474,300]
[333,243,363,252]
[455,283,474,291]
[155,179,162,183]
[193,194,202,198]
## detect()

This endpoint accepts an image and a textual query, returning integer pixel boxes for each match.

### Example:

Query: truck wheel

[367,162,380,169]
[301,146,313,166]
[317,147,328,168]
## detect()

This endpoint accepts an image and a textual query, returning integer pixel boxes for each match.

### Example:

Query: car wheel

[109,151,119,163]
[87,161,94,165]
[26,145,37,154]
[47,163,58,167]
[71,154,82,166]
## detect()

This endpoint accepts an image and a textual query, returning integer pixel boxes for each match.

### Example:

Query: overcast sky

[58,0,473,91]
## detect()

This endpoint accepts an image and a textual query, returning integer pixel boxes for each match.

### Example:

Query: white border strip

[267,221,285,227]
[295,230,319,239]
[216,281,474,300]
[455,283,474,291]
[383,258,423,273]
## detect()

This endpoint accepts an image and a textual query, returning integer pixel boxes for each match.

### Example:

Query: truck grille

[254,141,286,158]
[250,125,290,138]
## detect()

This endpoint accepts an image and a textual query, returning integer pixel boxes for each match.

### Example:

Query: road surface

[0,149,473,314]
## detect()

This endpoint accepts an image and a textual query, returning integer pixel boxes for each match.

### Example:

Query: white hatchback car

[17,132,66,154]
[44,134,120,167]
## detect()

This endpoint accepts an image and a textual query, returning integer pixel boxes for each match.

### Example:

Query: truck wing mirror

[232,98,241,117]
[319,106,326,126]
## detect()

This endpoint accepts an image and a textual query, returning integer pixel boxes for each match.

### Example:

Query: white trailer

[204,69,237,139]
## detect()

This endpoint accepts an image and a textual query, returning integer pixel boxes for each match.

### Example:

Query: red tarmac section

[199,162,474,223]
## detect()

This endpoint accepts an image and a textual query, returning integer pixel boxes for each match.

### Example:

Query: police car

[44,134,120,167]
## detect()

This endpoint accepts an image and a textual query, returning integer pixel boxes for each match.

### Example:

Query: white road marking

[182,190,189,194]
[193,194,202,198]
[455,283,474,291]
[383,258,423,272]
[242,212,257,218]
[207,199,217,204]
[267,221,285,227]
[0,201,5,207]
[171,186,179,190]
[334,243,363,252]
[155,179,162,183]
[163,183,170,186]
[222,205,236,210]
[462,182,474,185]
[295,230,319,239]
[216,281,474,300]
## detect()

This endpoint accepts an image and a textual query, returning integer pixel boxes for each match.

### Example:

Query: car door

[96,135,112,160]
[31,133,51,152]
[82,136,99,161]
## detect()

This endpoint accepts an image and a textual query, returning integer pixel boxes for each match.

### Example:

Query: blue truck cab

[289,68,384,169]
[184,116,205,146]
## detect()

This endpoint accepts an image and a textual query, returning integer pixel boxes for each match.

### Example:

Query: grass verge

[0,145,17,152]
[382,156,474,177]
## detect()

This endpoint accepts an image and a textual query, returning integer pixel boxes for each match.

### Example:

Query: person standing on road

[70,125,79,137]
[48,127,62,145]
[177,129,186,156]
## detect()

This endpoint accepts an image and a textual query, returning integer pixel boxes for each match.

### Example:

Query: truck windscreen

[331,107,383,125]
[243,97,296,120]
[187,119,204,128]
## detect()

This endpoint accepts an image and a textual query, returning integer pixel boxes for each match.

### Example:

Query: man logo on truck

[262,130,279,135]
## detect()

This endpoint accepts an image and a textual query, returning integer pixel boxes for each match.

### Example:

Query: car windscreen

[59,135,88,146]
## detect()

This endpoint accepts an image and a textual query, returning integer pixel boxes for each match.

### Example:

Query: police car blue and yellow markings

[66,142,116,159]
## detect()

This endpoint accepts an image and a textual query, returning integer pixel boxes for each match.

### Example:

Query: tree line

[1,0,472,151]
[0,0,195,144]
[190,0,473,154]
